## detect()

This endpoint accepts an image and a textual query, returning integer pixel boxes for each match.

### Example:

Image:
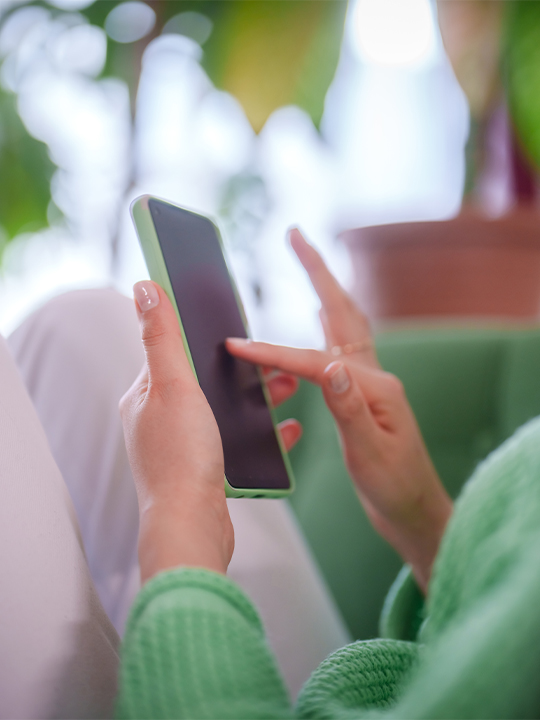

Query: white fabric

[8,289,143,636]
[5,288,350,705]
[0,333,119,719]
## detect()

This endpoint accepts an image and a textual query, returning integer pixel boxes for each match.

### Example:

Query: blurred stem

[110,0,165,276]
[510,128,537,204]
[463,116,480,200]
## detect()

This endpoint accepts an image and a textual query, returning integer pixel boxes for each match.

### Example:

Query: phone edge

[130,194,295,500]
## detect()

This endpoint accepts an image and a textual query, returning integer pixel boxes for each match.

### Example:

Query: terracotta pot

[339,209,540,322]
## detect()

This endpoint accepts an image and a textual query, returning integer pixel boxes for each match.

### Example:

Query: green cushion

[276,327,540,640]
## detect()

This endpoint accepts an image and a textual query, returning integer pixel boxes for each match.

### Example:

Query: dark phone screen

[149,198,290,491]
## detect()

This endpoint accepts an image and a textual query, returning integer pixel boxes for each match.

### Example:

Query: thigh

[0,335,118,719]
[8,289,144,635]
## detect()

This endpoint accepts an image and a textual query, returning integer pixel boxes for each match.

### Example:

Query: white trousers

[2,288,349,718]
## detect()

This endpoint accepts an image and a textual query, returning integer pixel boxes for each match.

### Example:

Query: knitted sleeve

[385,537,540,719]
[379,566,425,641]
[115,567,420,720]
[300,539,540,720]
[296,639,420,719]
[116,550,540,719]
[114,568,292,720]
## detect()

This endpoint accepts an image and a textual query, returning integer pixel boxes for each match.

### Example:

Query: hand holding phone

[130,195,296,498]
[121,280,235,580]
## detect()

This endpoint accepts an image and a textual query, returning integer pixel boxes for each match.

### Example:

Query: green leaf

[202,0,348,132]
[0,89,56,241]
[505,0,540,170]
[80,0,347,131]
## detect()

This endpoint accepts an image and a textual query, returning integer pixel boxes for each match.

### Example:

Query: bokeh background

[0,0,474,342]
[1,1,540,339]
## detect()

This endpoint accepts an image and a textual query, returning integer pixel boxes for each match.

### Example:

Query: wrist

[397,490,453,594]
[367,485,453,595]
[138,489,234,584]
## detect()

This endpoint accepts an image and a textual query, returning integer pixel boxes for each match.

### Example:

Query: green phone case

[130,194,295,499]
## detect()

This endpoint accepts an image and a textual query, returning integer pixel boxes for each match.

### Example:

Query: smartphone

[130,195,294,499]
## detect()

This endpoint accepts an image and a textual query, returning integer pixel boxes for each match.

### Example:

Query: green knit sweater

[116,418,540,719]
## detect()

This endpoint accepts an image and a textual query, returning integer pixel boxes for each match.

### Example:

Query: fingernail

[287,227,304,244]
[134,281,159,313]
[328,362,350,394]
[286,226,297,242]
[226,337,251,347]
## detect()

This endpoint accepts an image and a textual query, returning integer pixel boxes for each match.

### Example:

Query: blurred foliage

[437,0,540,194]
[80,0,347,129]
[203,1,347,132]
[504,1,540,171]
[0,88,56,243]
[437,0,503,121]
[436,1,501,196]
[0,0,347,243]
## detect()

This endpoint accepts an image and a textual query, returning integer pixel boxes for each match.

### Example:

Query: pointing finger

[226,338,328,384]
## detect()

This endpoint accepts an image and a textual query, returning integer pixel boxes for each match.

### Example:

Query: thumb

[133,281,195,388]
[321,362,376,449]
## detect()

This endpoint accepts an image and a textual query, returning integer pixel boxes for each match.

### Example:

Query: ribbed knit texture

[116,417,540,719]
[295,639,419,719]
[115,569,290,719]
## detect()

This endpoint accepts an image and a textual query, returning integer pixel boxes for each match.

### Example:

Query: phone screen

[148,198,291,491]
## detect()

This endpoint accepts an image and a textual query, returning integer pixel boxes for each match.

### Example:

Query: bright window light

[46,0,94,9]
[105,2,155,44]
[51,24,107,76]
[351,0,437,68]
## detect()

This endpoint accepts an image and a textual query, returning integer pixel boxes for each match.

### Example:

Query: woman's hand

[227,230,453,593]
[120,281,301,583]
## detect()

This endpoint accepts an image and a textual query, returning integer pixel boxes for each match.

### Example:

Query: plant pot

[339,208,540,322]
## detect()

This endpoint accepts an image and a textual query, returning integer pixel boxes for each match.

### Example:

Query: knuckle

[384,372,405,398]
[339,391,366,423]
[149,375,184,403]
[141,327,168,348]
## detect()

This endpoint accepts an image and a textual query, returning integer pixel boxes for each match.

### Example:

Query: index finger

[226,338,328,385]
[226,337,390,407]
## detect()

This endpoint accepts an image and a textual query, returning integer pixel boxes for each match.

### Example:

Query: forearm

[367,483,453,594]
[402,489,453,593]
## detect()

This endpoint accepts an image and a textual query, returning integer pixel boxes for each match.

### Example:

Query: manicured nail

[226,337,251,349]
[134,281,159,312]
[328,362,350,394]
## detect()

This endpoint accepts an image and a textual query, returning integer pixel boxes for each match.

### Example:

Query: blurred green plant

[437,0,540,199]
[0,87,56,245]
[0,0,348,248]
[504,1,540,171]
